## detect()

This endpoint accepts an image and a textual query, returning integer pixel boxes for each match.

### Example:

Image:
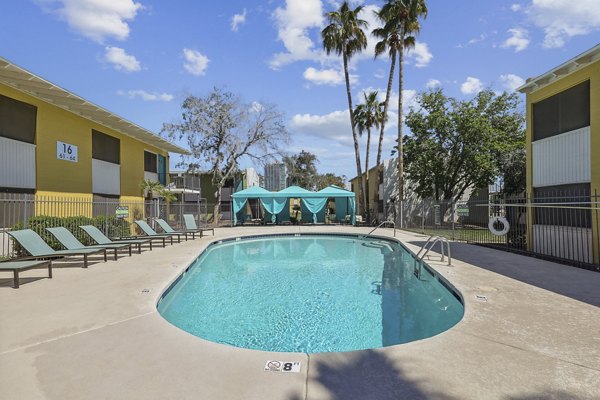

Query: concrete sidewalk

[1,226,599,399]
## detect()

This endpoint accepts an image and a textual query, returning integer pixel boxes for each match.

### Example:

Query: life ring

[488,216,510,236]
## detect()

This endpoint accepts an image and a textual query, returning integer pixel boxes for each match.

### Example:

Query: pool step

[365,240,394,253]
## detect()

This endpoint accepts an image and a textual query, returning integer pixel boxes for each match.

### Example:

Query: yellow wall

[525,60,600,259]
[350,165,380,214]
[34,191,93,217]
[0,83,170,197]
[525,61,600,195]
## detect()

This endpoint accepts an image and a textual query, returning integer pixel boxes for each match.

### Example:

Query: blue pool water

[158,235,463,354]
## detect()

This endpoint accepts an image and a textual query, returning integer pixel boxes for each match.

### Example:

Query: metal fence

[382,191,600,272]
[0,193,212,259]
[3,191,599,272]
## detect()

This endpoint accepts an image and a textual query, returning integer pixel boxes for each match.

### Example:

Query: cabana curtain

[260,198,288,223]
[231,185,356,225]
[301,197,328,223]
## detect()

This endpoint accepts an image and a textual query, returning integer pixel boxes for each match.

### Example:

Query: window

[144,151,157,173]
[92,130,120,164]
[533,183,591,228]
[533,80,590,141]
[92,194,120,217]
[0,94,37,144]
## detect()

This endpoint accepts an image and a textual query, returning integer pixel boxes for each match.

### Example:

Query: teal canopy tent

[316,185,356,225]
[231,186,271,225]
[231,184,356,225]
[277,186,325,224]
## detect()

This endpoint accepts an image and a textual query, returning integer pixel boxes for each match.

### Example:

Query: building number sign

[57,141,78,162]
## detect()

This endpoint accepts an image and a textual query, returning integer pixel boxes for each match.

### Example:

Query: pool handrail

[416,235,452,266]
[364,221,396,238]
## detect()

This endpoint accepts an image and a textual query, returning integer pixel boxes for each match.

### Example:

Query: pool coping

[1,225,599,399]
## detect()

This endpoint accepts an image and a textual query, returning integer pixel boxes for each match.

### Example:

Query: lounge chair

[154,218,198,240]
[46,227,132,260]
[184,214,215,236]
[80,225,153,253]
[134,220,180,244]
[0,260,52,288]
[7,229,106,268]
[184,214,215,234]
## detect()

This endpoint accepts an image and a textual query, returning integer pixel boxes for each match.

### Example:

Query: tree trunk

[376,49,396,224]
[397,41,405,204]
[344,51,365,216]
[213,189,221,228]
[365,127,371,222]
[377,49,396,169]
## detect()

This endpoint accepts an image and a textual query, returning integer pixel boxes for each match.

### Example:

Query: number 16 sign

[56,141,78,162]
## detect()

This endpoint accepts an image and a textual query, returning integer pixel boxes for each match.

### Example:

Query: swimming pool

[158,234,463,354]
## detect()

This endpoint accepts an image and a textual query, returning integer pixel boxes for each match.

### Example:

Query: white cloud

[461,77,484,95]
[527,0,600,48]
[41,0,142,43]
[501,28,530,52]
[511,4,522,12]
[104,46,141,72]
[270,0,324,69]
[303,67,358,86]
[183,48,209,76]
[401,89,418,113]
[499,74,525,92]
[468,33,487,45]
[118,89,173,101]
[426,79,441,89]
[406,42,433,67]
[291,110,353,144]
[250,101,264,113]
[231,8,247,32]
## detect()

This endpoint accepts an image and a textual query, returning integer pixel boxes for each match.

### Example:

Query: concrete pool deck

[1,226,599,399]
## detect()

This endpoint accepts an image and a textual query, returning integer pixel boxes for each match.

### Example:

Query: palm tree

[354,91,385,221]
[140,178,176,208]
[140,179,164,201]
[373,0,427,221]
[322,1,368,215]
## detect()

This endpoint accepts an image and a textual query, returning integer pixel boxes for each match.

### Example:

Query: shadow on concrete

[409,241,600,308]
[0,276,48,288]
[506,390,588,400]
[307,350,457,400]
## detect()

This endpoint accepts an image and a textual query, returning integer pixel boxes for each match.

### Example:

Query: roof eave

[0,56,190,155]
[517,43,600,94]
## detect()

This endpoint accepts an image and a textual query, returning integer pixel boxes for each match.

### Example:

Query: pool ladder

[363,221,396,238]
[416,235,452,266]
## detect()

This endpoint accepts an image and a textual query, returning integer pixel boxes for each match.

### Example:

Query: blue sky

[1,0,599,180]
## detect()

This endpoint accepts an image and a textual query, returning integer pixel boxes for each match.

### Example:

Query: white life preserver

[488,216,510,236]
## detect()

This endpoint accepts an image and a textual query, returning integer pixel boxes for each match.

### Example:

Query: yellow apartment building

[0,56,187,213]
[518,43,599,264]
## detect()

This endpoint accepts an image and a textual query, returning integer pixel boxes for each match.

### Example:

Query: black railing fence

[381,190,599,272]
[2,190,599,271]
[0,193,215,259]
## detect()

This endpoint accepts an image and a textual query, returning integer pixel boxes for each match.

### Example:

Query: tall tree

[322,1,368,214]
[376,0,427,212]
[354,91,385,219]
[403,89,525,202]
[317,173,347,190]
[283,150,318,189]
[162,88,289,226]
